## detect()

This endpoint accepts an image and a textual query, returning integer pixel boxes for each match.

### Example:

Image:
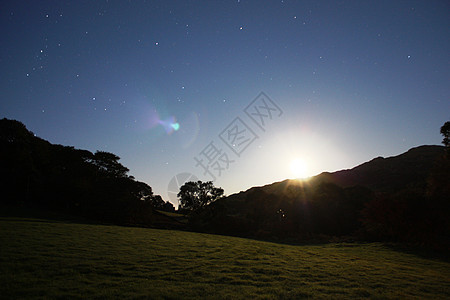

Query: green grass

[156,210,185,218]
[1,216,449,299]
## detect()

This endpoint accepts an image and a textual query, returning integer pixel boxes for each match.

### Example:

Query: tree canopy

[92,151,130,178]
[0,118,173,226]
[177,181,224,211]
[441,121,450,149]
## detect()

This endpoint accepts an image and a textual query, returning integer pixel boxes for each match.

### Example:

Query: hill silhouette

[318,145,444,192]
[0,118,179,228]
[190,145,449,249]
[211,145,444,210]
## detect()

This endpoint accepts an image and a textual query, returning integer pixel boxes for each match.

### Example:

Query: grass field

[1,216,449,299]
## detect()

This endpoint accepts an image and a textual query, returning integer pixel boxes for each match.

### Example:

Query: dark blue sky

[1,0,449,205]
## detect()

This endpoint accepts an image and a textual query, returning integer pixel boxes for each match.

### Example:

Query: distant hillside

[318,145,445,192]
[191,145,449,249]
[223,145,444,203]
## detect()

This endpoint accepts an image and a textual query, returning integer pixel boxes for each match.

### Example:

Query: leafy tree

[441,121,450,148]
[428,121,450,198]
[0,118,168,227]
[161,201,175,212]
[149,195,165,209]
[441,118,450,155]
[177,181,224,211]
[92,151,129,178]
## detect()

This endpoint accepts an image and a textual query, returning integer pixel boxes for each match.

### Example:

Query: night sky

[1,1,449,206]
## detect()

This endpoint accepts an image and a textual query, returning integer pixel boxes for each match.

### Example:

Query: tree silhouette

[440,121,450,150]
[0,118,173,227]
[149,195,165,208]
[177,181,224,211]
[161,201,175,212]
[92,151,129,178]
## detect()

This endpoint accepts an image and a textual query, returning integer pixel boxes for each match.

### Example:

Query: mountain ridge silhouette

[224,144,444,202]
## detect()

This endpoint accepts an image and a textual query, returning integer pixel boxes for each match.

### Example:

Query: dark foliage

[0,118,178,227]
[190,180,374,241]
[177,181,224,211]
[441,121,450,149]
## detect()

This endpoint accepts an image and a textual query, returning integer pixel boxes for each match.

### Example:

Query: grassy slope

[1,217,449,299]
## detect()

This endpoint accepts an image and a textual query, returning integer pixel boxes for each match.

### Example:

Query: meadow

[1,215,449,299]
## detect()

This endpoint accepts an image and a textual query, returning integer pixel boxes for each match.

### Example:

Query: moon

[289,158,309,179]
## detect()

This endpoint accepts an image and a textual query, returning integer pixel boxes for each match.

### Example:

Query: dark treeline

[0,118,176,227]
[189,181,373,239]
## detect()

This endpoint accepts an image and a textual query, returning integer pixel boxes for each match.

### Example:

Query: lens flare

[158,116,180,134]
[171,122,180,131]
[144,102,180,135]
